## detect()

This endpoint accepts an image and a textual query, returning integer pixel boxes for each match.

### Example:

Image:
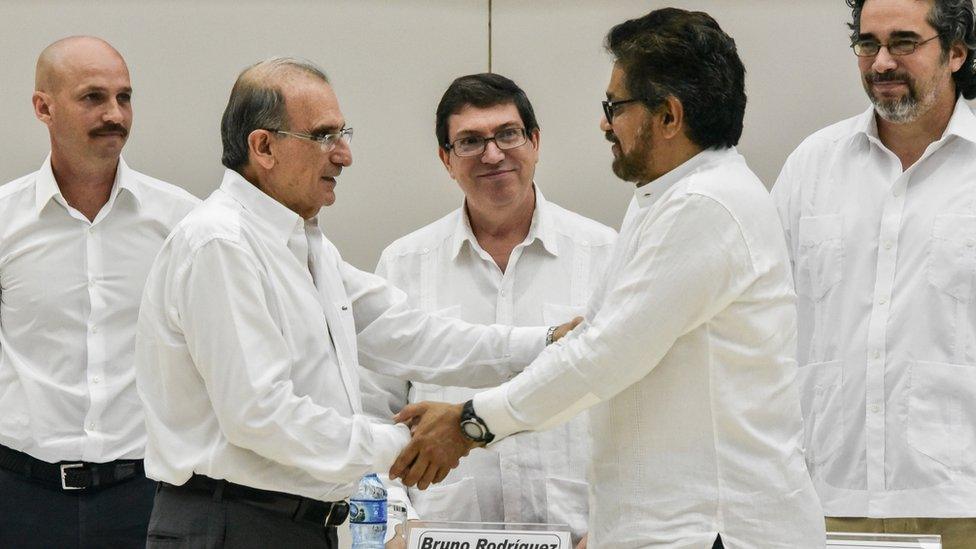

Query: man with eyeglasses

[361,73,614,548]
[135,58,578,548]
[770,1,976,546]
[0,37,200,548]
[389,9,824,548]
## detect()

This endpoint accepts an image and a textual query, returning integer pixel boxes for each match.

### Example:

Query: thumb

[394,401,429,424]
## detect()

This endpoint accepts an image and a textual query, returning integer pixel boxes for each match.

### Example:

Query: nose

[599,114,612,132]
[330,137,352,167]
[871,46,898,73]
[480,140,505,164]
[103,98,126,125]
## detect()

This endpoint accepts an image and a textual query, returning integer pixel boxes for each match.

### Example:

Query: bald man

[0,36,198,547]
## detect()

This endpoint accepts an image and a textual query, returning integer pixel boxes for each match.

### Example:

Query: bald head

[35,36,127,93]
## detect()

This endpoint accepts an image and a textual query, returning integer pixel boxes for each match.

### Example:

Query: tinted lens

[496,128,526,149]
[853,41,880,56]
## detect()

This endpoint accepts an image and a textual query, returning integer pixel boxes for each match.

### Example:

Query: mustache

[89,123,128,138]
[866,71,911,85]
[605,131,619,145]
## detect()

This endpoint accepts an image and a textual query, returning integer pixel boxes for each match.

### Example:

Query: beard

[607,120,655,184]
[864,68,942,124]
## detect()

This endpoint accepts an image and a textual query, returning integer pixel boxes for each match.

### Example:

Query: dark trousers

[148,483,339,548]
[713,534,723,548]
[0,467,156,548]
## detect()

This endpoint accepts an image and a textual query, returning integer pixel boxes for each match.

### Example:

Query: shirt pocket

[542,303,586,327]
[545,476,589,542]
[927,214,976,302]
[907,360,976,468]
[409,475,482,522]
[796,215,845,301]
[795,360,845,465]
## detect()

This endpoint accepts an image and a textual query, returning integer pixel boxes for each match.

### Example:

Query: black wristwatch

[460,400,495,444]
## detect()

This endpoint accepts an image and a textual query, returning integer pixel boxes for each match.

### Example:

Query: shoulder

[543,200,617,246]
[125,167,201,209]
[380,208,458,260]
[784,112,865,166]
[166,190,244,253]
[0,170,38,204]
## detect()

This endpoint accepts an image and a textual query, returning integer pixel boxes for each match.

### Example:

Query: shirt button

[500,289,507,297]
[968,239,976,248]
[581,241,589,246]
[879,297,888,305]
[873,349,881,359]
[883,241,893,250]
[91,325,99,334]
[92,377,100,384]
[893,188,902,197]
[422,248,430,254]
[870,404,881,414]
[88,422,96,430]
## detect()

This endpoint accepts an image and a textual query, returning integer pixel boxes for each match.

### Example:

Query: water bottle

[350,473,387,548]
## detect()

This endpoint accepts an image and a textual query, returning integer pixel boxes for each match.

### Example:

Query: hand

[389,401,477,489]
[552,316,583,343]
[575,533,588,549]
[385,522,407,549]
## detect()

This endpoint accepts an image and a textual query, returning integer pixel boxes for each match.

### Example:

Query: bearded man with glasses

[361,73,615,548]
[771,1,976,546]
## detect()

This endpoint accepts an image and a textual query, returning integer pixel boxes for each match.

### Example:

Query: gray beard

[872,94,922,124]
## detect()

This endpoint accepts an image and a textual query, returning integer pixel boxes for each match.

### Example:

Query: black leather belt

[0,444,144,491]
[162,474,349,527]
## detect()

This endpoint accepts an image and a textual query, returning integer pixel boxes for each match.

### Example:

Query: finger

[417,461,439,490]
[401,455,431,488]
[394,402,429,424]
[389,442,420,480]
[432,465,451,485]
[570,316,583,328]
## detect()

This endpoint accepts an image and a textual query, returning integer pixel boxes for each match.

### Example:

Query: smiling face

[34,37,132,164]
[265,76,352,219]
[857,0,964,123]
[438,102,539,217]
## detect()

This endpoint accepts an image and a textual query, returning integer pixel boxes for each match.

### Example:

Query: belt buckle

[324,501,349,527]
[60,463,85,490]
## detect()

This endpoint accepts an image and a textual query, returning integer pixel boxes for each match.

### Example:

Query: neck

[466,188,536,273]
[49,148,119,221]
[637,142,704,188]
[877,92,956,171]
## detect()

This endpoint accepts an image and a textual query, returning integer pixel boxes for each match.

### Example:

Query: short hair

[435,73,540,149]
[220,57,330,171]
[847,0,976,99]
[605,8,747,149]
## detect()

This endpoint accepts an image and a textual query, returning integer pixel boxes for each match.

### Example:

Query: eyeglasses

[445,127,528,157]
[268,127,354,152]
[852,34,941,57]
[602,98,642,123]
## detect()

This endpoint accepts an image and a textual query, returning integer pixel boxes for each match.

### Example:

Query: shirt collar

[450,183,559,260]
[634,147,736,209]
[33,155,141,216]
[852,96,976,146]
[219,168,304,245]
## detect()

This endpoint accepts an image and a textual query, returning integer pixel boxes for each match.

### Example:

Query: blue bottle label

[349,499,387,524]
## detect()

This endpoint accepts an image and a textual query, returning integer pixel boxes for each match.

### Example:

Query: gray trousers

[148,483,338,549]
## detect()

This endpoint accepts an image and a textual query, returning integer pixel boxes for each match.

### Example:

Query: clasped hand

[388,401,479,489]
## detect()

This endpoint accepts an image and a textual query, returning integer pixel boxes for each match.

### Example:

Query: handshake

[388,316,582,490]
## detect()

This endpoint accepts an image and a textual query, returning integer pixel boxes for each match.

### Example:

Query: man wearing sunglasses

[361,73,615,548]
[771,1,976,546]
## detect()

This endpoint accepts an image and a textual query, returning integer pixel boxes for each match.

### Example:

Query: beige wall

[0,0,893,271]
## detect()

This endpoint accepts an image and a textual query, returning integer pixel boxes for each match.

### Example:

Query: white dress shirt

[771,98,976,518]
[136,169,547,502]
[0,156,198,463]
[362,186,615,541]
[474,149,825,548]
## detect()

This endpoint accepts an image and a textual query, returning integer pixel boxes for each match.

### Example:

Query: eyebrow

[858,30,924,40]
[454,121,521,137]
[308,123,344,135]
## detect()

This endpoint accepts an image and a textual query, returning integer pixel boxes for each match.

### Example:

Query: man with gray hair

[135,57,576,547]
[771,0,976,546]
[0,36,198,547]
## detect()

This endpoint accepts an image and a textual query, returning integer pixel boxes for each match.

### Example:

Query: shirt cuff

[506,326,548,375]
[370,422,411,473]
[472,384,527,440]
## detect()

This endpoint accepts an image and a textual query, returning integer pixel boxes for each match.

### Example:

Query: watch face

[461,420,484,440]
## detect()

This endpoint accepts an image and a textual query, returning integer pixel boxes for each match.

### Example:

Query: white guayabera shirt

[361,186,615,542]
[135,169,547,502]
[474,149,826,549]
[772,98,976,518]
[0,156,199,463]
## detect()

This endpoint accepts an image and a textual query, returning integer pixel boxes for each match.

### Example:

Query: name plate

[406,521,571,549]
[827,532,942,549]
